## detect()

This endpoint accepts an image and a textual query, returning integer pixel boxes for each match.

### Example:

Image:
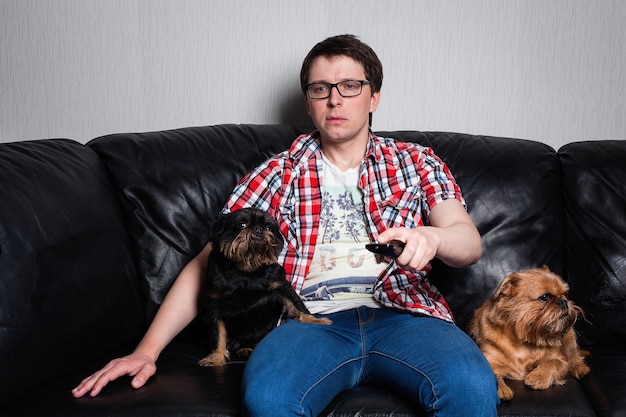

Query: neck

[319,134,369,171]
[321,145,365,171]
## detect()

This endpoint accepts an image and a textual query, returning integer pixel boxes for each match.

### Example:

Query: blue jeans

[241,306,499,417]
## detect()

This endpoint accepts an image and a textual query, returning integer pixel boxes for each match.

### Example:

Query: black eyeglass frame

[305,80,371,99]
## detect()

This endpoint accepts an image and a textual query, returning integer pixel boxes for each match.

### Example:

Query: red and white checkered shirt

[223,131,465,322]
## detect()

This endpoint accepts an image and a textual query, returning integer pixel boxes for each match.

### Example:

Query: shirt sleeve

[414,145,466,222]
[222,152,287,215]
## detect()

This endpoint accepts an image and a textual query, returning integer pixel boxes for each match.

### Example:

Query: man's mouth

[326,116,346,124]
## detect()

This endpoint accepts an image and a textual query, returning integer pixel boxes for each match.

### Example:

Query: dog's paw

[525,368,564,390]
[314,317,333,325]
[198,351,229,367]
[570,360,590,379]
[298,314,332,326]
[498,385,514,401]
[235,348,254,359]
[497,377,514,401]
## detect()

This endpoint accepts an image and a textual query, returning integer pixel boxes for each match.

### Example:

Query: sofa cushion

[582,345,626,417]
[560,140,626,347]
[0,341,243,417]
[0,341,597,417]
[88,125,308,320]
[0,139,144,408]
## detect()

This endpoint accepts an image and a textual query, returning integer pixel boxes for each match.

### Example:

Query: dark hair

[300,34,383,95]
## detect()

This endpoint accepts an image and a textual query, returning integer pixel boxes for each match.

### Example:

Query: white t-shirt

[301,155,388,314]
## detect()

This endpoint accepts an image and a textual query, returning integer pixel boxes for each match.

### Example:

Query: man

[73,34,498,417]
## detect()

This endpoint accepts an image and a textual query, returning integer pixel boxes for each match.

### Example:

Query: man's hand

[71,352,157,398]
[376,227,439,271]
[377,199,481,271]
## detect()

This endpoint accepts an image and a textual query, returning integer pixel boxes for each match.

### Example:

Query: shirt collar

[289,129,385,165]
[365,130,385,164]
[288,131,322,163]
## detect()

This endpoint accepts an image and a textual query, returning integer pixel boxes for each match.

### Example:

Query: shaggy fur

[467,266,589,400]
[198,208,331,366]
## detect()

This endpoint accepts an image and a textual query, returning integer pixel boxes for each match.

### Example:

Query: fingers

[72,361,121,398]
[397,243,434,271]
[71,369,109,398]
[377,228,436,271]
[71,357,156,398]
[376,227,404,245]
[129,362,156,389]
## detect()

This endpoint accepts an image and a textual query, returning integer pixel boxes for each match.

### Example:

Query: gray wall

[1,0,625,149]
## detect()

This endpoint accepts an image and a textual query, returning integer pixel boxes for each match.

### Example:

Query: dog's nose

[252,225,264,239]
[558,299,568,310]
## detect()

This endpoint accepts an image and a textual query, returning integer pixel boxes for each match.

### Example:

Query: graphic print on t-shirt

[302,157,387,306]
[319,188,366,244]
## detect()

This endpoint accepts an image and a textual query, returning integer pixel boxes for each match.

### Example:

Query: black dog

[198,207,331,366]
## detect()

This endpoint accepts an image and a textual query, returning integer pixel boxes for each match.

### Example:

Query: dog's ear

[268,218,284,252]
[493,273,521,299]
[210,212,230,245]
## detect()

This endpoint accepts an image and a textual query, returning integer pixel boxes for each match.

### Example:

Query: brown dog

[467,266,590,400]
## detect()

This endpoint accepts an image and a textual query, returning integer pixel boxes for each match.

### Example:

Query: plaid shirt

[223,131,465,322]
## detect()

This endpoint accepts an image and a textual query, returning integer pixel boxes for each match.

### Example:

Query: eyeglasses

[305,80,371,99]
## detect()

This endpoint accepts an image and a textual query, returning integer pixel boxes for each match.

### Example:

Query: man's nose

[327,85,343,104]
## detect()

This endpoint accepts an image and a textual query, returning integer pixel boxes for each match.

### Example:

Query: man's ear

[369,91,381,113]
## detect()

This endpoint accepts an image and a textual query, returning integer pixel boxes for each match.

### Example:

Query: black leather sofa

[1,124,624,417]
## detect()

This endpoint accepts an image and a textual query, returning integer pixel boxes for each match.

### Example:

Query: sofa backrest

[560,140,626,347]
[89,125,565,330]
[0,139,145,408]
[88,125,306,320]
[378,131,565,328]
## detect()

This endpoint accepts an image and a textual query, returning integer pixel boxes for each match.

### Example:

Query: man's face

[305,55,380,147]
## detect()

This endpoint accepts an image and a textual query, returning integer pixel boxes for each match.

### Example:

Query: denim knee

[437,350,500,416]
[241,379,303,417]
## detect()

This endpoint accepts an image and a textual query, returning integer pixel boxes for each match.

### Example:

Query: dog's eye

[239,222,248,230]
[264,224,272,231]
[538,293,554,303]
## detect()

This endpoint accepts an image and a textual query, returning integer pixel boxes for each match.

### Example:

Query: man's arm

[377,199,481,271]
[72,242,212,398]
